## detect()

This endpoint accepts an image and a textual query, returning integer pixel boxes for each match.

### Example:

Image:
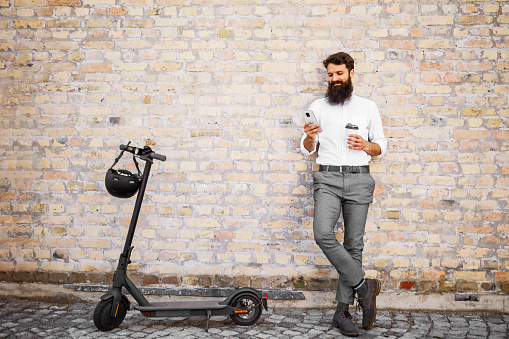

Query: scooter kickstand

[205,310,211,332]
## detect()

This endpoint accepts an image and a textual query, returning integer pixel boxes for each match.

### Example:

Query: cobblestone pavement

[0,299,508,338]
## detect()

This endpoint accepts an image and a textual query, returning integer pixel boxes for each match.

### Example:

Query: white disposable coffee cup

[345,123,359,143]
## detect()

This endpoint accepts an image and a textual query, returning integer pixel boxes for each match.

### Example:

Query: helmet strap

[109,141,141,177]
[109,141,130,170]
[132,155,142,177]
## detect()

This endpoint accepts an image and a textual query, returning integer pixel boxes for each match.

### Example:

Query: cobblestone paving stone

[0,299,508,338]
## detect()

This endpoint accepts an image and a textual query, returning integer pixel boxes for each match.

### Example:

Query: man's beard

[325,76,353,105]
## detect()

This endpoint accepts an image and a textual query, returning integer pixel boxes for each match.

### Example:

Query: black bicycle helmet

[105,142,142,198]
[105,169,141,198]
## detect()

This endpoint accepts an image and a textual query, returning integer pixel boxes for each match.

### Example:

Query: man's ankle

[353,278,368,299]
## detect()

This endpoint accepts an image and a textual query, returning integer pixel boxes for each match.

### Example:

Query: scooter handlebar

[120,144,136,153]
[119,144,166,162]
[151,153,166,162]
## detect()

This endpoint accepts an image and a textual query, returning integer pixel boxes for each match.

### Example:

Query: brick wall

[0,0,508,295]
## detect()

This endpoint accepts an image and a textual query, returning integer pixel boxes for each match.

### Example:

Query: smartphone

[303,110,319,126]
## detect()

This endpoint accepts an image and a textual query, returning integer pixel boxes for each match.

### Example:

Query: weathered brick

[419,39,453,49]
[13,20,45,28]
[48,0,82,5]
[87,19,116,28]
[458,15,493,25]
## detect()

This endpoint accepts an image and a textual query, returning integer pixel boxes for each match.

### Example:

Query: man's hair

[323,52,354,72]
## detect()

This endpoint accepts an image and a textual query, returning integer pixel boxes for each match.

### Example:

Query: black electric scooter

[93,144,268,331]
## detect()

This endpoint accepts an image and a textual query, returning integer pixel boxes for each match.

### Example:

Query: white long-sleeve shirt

[300,94,387,166]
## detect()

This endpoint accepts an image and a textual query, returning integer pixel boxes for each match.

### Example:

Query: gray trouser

[312,171,375,305]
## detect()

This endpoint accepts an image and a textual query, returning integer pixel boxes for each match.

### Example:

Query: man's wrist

[304,136,316,152]
[365,141,381,156]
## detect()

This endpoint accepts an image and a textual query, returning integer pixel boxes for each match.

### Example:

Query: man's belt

[319,165,370,173]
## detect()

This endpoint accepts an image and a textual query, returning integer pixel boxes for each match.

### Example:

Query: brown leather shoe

[332,311,360,337]
[357,278,381,330]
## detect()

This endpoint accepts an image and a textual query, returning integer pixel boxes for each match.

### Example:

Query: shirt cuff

[371,139,387,158]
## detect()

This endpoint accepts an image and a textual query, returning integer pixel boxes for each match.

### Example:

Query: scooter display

[93,144,268,331]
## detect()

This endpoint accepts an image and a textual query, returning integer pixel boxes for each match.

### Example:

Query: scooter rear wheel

[93,296,129,331]
[230,294,262,326]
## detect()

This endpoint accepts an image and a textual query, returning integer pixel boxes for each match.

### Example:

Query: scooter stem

[122,159,152,258]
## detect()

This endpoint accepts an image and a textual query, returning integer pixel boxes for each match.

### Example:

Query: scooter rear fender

[220,287,268,310]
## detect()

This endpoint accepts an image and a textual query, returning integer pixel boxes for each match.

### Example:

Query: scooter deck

[134,301,227,312]
[134,301,233,320]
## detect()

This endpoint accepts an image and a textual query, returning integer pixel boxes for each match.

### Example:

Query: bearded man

[300,52,387,337]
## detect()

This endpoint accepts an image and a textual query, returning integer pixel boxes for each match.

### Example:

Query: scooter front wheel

[93,296,129,331]
[230,294,262,326]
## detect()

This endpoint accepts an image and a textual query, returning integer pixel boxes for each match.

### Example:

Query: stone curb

[0,282,507,313]
[62,283,306,300]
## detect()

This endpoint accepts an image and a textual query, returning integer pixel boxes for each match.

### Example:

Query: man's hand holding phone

[303,110,322,152]
[304,121,322,139]
[303,110,322,138]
